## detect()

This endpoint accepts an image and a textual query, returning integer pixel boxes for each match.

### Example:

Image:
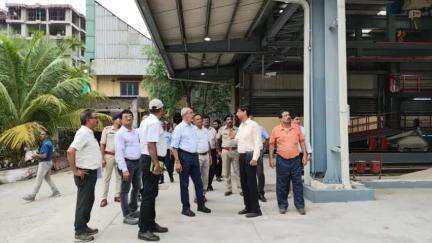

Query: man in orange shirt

[269,111,307,215]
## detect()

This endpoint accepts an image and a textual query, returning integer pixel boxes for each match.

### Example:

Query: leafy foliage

[0,33,103,166]
[141,45,232,120]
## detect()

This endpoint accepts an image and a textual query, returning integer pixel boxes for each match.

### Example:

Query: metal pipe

[273,0,311,185]
[337,0,351,189]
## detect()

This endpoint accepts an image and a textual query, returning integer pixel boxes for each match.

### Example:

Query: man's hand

[152,163,162,175]
[122,171,130,181]
[175,160,182,173]
[217,150,222,156]
[102,160,107,168]
[249,159,257,166]
[74,169,87,180]
[307,153,312,162]
[302,156,308,166]
[269,158,276,168]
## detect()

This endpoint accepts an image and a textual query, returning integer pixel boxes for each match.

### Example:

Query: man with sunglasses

[67,109,102,242]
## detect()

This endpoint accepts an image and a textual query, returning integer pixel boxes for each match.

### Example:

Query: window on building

[49,8,65,21]
[120,82,139,96]
[27,8,46,21]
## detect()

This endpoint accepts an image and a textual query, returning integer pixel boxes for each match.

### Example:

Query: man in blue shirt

[171,107,212,217]
[23,130,61,202]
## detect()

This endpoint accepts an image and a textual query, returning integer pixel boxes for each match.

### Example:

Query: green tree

[0,33,105,166]
[142,45,233,120]
[142,45,193,118]
[191,83,233,120]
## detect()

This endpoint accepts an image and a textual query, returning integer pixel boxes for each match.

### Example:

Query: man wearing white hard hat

[137,99,168,241]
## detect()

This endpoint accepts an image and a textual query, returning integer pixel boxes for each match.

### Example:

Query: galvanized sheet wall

[92,2,152,75]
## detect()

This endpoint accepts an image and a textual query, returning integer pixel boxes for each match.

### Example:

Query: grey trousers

[30,161,59,196]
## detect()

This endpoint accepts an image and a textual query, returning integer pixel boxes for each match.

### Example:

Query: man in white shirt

[235,106,262,218]
[138,99,168,241]
[99,113,122,207]
[67,109,102,242]
[293,115,313,160]
[194,114,212,198]
[203,115,218,191]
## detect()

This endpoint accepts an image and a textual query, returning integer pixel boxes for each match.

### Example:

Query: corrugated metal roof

[92,2,152,76]
[145,0,264,71]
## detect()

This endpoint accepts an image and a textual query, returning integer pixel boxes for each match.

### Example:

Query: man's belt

[104,151,115,156]
[222,147,237,151]
[198,151,209,156]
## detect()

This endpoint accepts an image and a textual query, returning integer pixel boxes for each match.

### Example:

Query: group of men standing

[56,97,311,242]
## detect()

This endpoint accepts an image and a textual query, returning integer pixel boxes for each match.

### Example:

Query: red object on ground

[370,161,381,175]
[355,161,367,174]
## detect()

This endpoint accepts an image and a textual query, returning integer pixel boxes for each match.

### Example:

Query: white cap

[149,98,163,110]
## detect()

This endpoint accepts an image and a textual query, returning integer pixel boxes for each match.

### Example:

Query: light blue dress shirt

[115,126,141,172]
[171,121,198,153]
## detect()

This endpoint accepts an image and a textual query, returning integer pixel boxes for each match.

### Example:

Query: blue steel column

[310,0,326,175]
[311,0,344,183]
[322,0,342,183]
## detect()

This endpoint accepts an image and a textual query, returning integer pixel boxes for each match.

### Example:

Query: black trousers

[74,169,97,233]
[160,151,174,182]
[216,153,222,178]
[139,154,159,232]
[119,159,142,217]
[257,150,265,196]
[239,152,261,213]
[208,149,218,188]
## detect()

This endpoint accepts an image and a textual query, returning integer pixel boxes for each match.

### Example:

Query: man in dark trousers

[138,99,169,241]
[235,107,262,218]
[269,111,308,215]
[171,107,212,217]
[116,110,142,225]
[67,109,102,242]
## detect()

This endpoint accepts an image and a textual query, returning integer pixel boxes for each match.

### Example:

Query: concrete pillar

[21,8,27,37]
[46,8,49,35]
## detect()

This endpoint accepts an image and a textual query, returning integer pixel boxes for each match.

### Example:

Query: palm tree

[0,33,104,166]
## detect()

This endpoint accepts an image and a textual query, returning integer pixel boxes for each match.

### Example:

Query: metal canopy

[136,0,432,82]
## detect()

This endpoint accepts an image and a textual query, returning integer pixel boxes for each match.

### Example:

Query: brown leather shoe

[100,199,108,207]
[114,197,121,202]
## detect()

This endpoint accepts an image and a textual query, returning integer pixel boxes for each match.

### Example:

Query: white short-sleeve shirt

[139,114,166,157]
[69,126,102,170]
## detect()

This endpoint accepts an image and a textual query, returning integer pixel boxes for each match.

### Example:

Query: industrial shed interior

[137,0,432,201]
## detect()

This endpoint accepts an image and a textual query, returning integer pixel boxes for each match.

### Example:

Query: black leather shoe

[207,185,214,191]
[170,177,174,183]
[75,233,94,242]
[258,194,267,202]
[245,211,262,218]
[138,231,160,241]
[181,209,196,217]
[84,226,98,235]
[224,191,232,196]
[197,206,211,213]
[216,177,223,182]
[238,209,248,215]
[151,223,168,233]
[297,208,306,215]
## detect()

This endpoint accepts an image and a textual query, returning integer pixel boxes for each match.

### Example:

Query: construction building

[137,0,432,202]
[85,0,152,126]
[4,3,86,63]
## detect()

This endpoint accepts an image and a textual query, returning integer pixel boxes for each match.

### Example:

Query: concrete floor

[1,169,432,243]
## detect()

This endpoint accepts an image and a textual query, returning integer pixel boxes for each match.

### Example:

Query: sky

[1,0,150,37]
